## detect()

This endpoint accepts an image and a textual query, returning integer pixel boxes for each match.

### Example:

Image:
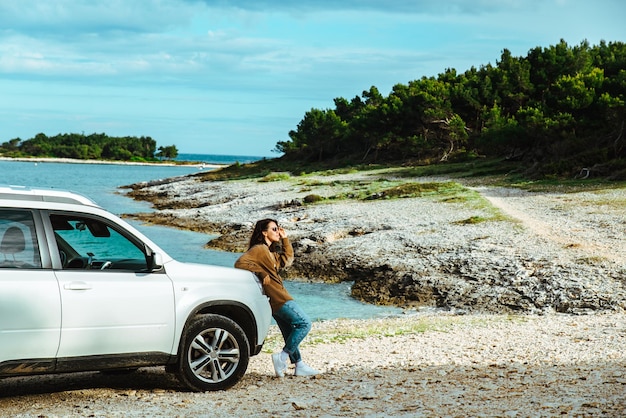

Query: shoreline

[0,156,227,169]
[124,167,626,314]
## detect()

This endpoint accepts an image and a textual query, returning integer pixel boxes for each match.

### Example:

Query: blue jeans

[273,300,312,364]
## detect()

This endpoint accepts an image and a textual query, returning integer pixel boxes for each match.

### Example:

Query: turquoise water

[176,153,267,165]
[0,157,403,320]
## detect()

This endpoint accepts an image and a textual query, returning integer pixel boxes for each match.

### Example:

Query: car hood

[162,259,260,285]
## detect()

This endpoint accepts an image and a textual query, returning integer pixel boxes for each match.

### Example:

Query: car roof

[0,185,100,207]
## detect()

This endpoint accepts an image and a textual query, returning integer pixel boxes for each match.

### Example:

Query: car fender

[163,260,271,354]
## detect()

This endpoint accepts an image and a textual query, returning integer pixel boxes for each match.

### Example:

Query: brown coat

[234,238,294,313]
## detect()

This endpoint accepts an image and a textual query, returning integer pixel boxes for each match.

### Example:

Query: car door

[0,209,61,367]
[45,212,176,359]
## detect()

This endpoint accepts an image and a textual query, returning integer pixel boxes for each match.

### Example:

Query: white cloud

[0,0,198,34]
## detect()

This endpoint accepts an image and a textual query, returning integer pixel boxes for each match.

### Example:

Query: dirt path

[475,186,626,265]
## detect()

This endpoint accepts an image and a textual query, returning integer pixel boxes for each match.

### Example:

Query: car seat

[0,226,26,267]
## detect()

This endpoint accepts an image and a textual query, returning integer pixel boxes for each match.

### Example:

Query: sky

[0,1,624,157]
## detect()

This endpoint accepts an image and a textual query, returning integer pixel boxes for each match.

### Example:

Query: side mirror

[152,252,164,271]
[146,247,164,272]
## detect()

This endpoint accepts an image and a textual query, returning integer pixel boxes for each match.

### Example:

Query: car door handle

[64,282,93,290]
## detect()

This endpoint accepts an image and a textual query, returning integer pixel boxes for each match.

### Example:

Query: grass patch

[363,181,463,200]
[506,178,626,193]
[303,194,324,203]
[198,159,516,224]
[317,167,361,176]
[259,172,291,182]
[440,195,471,203]
[196,157,626,194]
[454,216,490,225]
[195,157,624,221]
[307,180,468,202]
[294,179,512,225]
[261,315,528,352]
[394,158,523,180]
[261,317,441,352]
[577,256,608,264]
[196,158,388,181]
[443,188,512,223]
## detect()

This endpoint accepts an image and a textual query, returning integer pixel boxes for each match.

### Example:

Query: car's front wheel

[176,314,250,391]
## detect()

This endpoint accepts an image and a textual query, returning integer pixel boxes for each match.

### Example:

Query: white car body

[0,185,271,391]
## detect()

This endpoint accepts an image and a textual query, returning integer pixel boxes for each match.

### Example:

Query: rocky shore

[124,167,626,315]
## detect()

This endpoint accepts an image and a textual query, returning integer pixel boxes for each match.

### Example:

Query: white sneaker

[271,352,287,378]
[294,362,320,376]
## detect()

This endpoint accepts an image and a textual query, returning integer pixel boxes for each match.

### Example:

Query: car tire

[176,314,250,392]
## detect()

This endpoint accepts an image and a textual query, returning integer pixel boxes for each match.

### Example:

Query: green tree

[277,108,347,161]
[156,145,179,160]
[0,138,21,153]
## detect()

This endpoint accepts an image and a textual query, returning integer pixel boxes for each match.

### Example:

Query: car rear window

[0,209,42,268]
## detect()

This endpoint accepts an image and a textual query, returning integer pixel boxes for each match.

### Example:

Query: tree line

[276,40,626,179]
[0,132,178,161]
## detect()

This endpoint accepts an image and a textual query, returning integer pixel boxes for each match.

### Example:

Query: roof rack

[0,185,100,206]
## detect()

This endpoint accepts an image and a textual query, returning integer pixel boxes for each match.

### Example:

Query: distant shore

[0,156,226,169]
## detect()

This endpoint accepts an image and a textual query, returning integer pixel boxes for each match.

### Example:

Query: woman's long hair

[248,218,278,249]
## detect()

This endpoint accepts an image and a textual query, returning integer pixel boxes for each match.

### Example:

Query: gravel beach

[1,314,625,417]
[1,168,625,417]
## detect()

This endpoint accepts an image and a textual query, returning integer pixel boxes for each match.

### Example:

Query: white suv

[0,185,271,391]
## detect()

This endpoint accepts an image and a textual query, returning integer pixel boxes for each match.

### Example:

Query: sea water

[0,157,403,320]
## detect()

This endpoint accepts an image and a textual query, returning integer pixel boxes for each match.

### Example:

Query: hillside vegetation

[0,132,178,162]
[276,40,626,180]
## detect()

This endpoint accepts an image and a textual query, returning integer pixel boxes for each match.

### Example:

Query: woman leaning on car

[234,218,319,378]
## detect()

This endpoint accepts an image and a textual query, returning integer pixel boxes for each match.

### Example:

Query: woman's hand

[278,226,287,239]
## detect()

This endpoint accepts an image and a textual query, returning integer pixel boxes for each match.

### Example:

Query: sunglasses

[268,227,279,232]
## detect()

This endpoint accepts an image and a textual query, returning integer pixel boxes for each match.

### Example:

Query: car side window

[50,214,148,271]
[0,209,42,269]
